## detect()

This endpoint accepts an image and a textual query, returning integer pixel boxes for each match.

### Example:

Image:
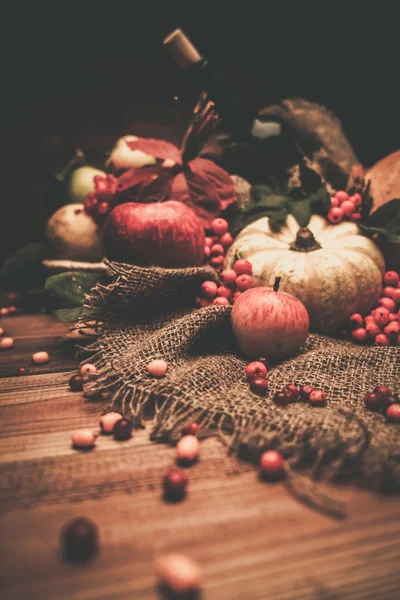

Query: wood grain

[1,313,400,600]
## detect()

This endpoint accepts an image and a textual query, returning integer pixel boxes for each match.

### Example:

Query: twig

[42,259,107,271]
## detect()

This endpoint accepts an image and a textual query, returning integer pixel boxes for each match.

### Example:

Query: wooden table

[1,313,400,599]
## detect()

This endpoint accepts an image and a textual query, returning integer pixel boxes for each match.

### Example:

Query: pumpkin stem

[290,227,322,252]
[273,277,281,292]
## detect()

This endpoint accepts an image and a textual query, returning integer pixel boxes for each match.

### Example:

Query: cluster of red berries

[347,270,400,346]
[84,175,118,223]
[273,384,327,407]
[203,218,234,271]
[245,358,269,394]
[364,385,400,422]
[327,190,362,224]
[196,258,253,307]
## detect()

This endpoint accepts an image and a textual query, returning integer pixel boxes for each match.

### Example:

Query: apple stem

[273,277,281,292]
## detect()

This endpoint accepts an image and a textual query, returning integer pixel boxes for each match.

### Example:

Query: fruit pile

[364,385,400,422]
[196,258,253,307]
[327,190,362,224]
[83,174,118,224]
[347,270,400,345]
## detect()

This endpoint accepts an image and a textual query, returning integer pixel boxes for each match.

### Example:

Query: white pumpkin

[226,214,385,333]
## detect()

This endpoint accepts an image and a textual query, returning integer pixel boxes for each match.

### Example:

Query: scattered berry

[383,271,399,286]
[210,243,224,257]
[373,385,392,401]
[384,321,400,338]
[374,307,390,327]
[392,289,400,304]
[176,435,200,464]
[211,218,228,235]
[233,259,252,275]
[383,286,396,298]
[375,333,390,346]
[0,337,14,349]
[220,269,237,285]
[388,313,398,322]
[364,392,380,410]
[235,274,253,291]
[245,361,268,381]
[210,256,224,268]
[80,363,97,376]
[32,351,49,365]
[62,517,98,562]
[183,422,200,436]
[350,193,362,206]
[349,313,363,328]
[163,468,188,501]
[260,450,285,480]
[365,321,381,339]
[299,384,314,400]
[351,328,367,343]
[69,374,83,392]
[201,281,218,299]
[219,232,234,247]
[203,246,211,258]
[273,390,291,407]
[212,297,230,306]
[340,200,356,217]
[378,297,396,313]
[250,377,268,394]
[217,285,232,300]
[113,418,133,441]
[335,191,349,203]
[386,404,400,422]
[309,389,327,407]
[156,553,202,595]
[327,207,344,224]
[71,429,97,449]
[330,196,339,207]
[147,359,168,377]
[204,237,213,247]
[99,412,123,433]
[284,384,300,401]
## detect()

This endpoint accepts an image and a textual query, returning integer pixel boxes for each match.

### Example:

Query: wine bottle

[163,29,282,144]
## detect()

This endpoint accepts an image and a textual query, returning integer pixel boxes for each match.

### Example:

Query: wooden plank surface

[1,313,400,600]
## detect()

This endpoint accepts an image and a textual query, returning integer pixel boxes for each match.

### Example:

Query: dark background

[1,3,398,267]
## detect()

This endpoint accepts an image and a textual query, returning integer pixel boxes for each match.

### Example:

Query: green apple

[67,166,106,203]
[46,204,104,261]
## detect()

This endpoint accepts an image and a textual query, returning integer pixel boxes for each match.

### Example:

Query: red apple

[231,278,309,360]
[103,201,205,268]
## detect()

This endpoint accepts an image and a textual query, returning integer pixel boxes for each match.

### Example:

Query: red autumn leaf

[125,138,182,164]
[188,157,237,211]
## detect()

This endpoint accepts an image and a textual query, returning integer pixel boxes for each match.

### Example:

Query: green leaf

[53,307,84,322]
[54,148,86,184]
[45,271,103,307]
[360,198,400,243]
[0,243,47,279]
[268,207,290,231]
[287,198,312,227]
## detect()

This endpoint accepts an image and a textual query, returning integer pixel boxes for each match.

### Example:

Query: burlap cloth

[80,260,400,515]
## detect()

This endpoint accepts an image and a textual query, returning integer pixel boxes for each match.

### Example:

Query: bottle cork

[163,28,202,69]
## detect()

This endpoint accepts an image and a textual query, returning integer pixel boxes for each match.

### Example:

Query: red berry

[309,389,327,407]
[284,384,300,401]
[233,259,252,275]
[341,200,356,217]
[375,333,390,345]
[62,517,98,562]
[113,418,132,441]
[69,374,83,392]
[378,297,396,313]
[220,269,237,285]
[335,191,349,203]
[383,286,396,298]
[386,404,400,422]
[374,307,390,327]
[15,366,29,376]
[260,450,285,480]
[211,218,228,236]
[83,193,98,215]
[364,392,380,410]
[350,212,362,222]
[235,274,253,291]
[219,232,234,248]
[201,281,218,299]
[392,289,400,304]
[205,237,213,247]
[163,469,188,501]
[350,193,362,206]
[183,422,200,436]
[348,313,363,329]
[245,361,268,381]
[381,394,399,411]
[351,328,367,343]
[210,256,224,268]
[384,321,400,338]
[210,244,224,257]
[203,246,211,258]
[327,207,344,224]
[299,384,314,400]
[374,385,392,401]
[365,321,381,338]
[212,297,230,306]
[195,297,210,308]
[273,390,291,407]
[250,377,268,394]
[231,291,242,303]
[364,314,375,323]
[217,285,232,300]
[383,271,399,286]
[98,201,111,216]
[388,313,398,322]
[330,196,339,208]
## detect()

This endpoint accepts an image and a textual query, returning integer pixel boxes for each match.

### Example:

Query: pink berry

[383,286,396,298]
[147,359,168,377]
[330,196,339,208]
[245,361,268,381]
[97,201,110,216]
[350,193,362,206]
[220,269,237,285]
[340,200,356,217]
[210,244,224,257]
[348,313,363,329]
[219,232,233,247]
[374,307,390,327]
[378,297,396,313]
[388,313,398,322]
[155,553,202,594]
[374,385,392,401]
[327,206,344,224]
[350,212,362,222]
[233,259,252,275]
[201,280,218,299]
[392,289,400,304]
[231,291,242,303]
[210,256,224,268]
[375,333,390,346]
[351,328,367,343]
[384,271,399,286]
[100,412,123,433]
[80,363,96,376]
[260,450,285,479]
[113,418,133,441]
[386,404,400,422]
[211,218,228,236]
[235,274,253,291]
[364,392,380,410]
[335,191,349,203]
[217,285,232,300]
[0,337,14,349]
[163,469,188,501]
[183,422,200,436]
[32,351,49,364]
[284,384,300,401]
[195,297,210,308]
[384,321,400,338]
[299,384,314,400]
[71,429,97,449]
[365,321,381,338]
[203,246,211,258]
[250,377,268,394]
[273,390,291,407]
[205,237,213,247]
[364,314,375,323]
[212,296,230,306]
[176,435,200,463]
[309,389,327,407]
